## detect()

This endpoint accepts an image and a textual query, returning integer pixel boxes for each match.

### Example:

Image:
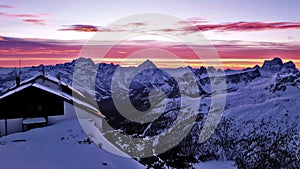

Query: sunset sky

[0,0,300,69]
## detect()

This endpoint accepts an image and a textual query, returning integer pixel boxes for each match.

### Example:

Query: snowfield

[0,119,235,169]
[194,161,237,169]
[0,119,145,169]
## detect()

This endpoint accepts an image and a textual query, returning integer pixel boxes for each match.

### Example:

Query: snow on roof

[22,117,47,125]
[32,83,70,100]
[32,83,105,119]
[19,74,40,86]
[43,74,85,98]
[0,83,31,100]
[0,75,105,119]
[16,73,64,87]
[7,74,43,91]
[8,73,85,98]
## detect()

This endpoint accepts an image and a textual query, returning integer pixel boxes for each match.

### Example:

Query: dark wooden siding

[0,86,64,119]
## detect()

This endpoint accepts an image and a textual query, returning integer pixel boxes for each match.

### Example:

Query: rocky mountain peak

[261,57,283,72]
[137,59,157,69]
[261,57,298,74]
[282,61,296,69]
[281,61,298,74]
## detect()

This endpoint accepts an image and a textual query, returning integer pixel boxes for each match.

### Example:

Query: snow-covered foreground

[0,119,235,169]
[194,161,237,169]
[0,119,145,169]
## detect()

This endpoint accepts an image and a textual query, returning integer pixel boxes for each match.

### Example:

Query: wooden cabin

[0,73,105,136]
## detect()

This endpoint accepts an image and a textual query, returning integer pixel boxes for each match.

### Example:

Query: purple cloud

[181,21,300,32]
[0,5,15,9]
[23,19,46,26]
[58,24,106,32]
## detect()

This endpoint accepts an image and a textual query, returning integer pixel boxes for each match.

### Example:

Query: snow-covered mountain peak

[261,57,298,76]
[280,60,298,74]
[261,57,283,72]
[253,64,261,69]
[137,59,157,70]
[75,57,95,67]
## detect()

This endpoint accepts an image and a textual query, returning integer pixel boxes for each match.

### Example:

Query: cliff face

[261,57,298,74]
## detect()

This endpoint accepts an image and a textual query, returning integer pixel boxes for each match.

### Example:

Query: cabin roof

[0,74,105,119]
[8,74,84,97]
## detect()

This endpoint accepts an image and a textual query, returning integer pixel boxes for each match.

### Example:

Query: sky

[0,0,300,69]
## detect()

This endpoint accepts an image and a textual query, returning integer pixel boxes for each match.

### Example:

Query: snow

[225,69,256,76]
[65,93,103,117]
[0,68,13,74]
[0,83,31,99]
[22,117,47,125]
[223,73,300,121]
[18,74,41,86]
[8,73,85,98]
[79,119,130,157]
[0,80,105,119]
[194,161,237,169]
[32,83,69,99]
[32,83,105,119]
[0,58,299,168]
[44,74,84,97]
[14,74,66,88]
[0,119,145,169]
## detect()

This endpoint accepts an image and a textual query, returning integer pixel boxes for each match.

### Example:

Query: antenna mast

[18,59,21,77]
[16,59,21,87]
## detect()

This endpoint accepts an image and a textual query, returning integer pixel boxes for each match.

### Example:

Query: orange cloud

[58,24,105,32]
[0,36,299,70]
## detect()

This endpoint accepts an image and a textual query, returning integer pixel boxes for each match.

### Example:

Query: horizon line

[0,57,299,71]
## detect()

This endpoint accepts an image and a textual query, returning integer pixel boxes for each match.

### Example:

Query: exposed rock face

[280,61,298,74]
[261,57,298,74]
[261,57,284,72]
[226,69,261,84]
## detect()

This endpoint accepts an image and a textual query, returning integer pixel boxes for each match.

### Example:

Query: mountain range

[0,57,299,168]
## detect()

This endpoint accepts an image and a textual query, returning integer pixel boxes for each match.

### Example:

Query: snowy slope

[0,67,13,74]
[0,119,145,169]
[194,161,237,169]
[0,57,299,168]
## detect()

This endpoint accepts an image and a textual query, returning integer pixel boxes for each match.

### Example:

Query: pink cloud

[0,36,299,69]
[9,14,41,18]
[181,21,300,32]
[159,28,177,32]
[22,19,46,26]
[130,22,146,26]
[0,11,47,25]
[178,17,208,24]
[58,24,119,32]
[59,22,147,33]
[59,24,102,32]
[121,22,146,27]
[0,5,14,9]
[0,12,45,19]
